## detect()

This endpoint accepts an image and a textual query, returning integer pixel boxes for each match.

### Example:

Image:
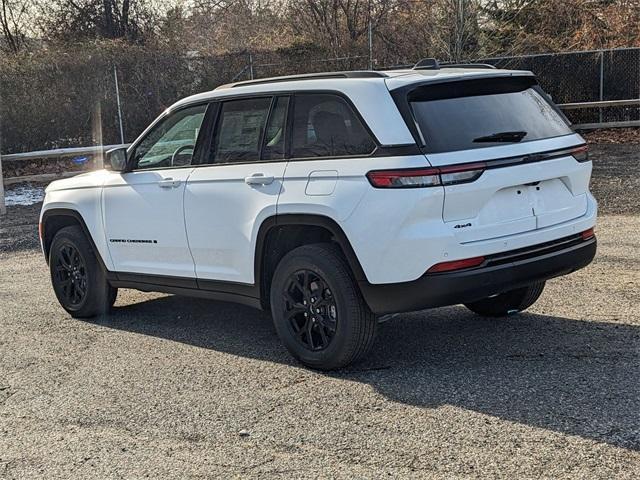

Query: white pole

[114,65,125,144]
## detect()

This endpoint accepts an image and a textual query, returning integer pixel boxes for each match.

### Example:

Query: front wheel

[464,281,545,317]
[270,243,377,370]
[49,225,117,318]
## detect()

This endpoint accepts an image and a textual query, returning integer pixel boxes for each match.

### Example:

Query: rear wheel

[49,225,117,318]
[464,281,545,317]
[270,243,377,370]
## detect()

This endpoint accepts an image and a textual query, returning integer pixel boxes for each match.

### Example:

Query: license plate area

[449,185,536,243]
[448,180,587,243]
[532,178,587,228]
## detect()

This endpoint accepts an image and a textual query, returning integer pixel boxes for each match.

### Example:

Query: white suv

[40,61,597,370]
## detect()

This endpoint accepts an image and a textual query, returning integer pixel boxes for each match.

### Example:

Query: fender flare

[254,213,368,286]
[40,208,112,277]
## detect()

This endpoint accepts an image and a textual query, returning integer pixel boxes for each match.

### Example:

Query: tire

[49,225,117,318]
[270,243,377,370]
[464,281,545,318]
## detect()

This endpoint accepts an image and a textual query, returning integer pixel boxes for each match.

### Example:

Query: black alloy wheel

[49,225,117,318]
[283,269,338,351]
[270,243,378,370]
[53,243,88,307]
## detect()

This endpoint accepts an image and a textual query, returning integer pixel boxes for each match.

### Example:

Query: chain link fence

[0,47,372,155]
[0,47,638,156]
[0,50,252,155]
[478,47,640,126]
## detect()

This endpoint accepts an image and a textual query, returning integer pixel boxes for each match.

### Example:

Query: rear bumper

[359,234,597,315]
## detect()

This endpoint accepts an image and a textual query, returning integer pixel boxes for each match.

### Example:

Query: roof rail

[441,63,496,69]
[217,71,388,90]
[412,58,497,71]
[413,58,440,70]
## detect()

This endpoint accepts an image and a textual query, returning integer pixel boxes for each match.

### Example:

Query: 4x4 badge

[454,223,472,229]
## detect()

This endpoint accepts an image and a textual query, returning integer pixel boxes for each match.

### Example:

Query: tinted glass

[133,104,207,170]
[262,97,289,160]
[209,97,271,163]
[291,94,376,158]
[409,78,573,153]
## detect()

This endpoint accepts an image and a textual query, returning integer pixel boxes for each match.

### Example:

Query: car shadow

[91,294,640,451]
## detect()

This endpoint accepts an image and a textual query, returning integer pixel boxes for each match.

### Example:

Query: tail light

[438,163,486,185]
[571,145,589,162]
[366,167,440,188]
[427,256,485,273]
[367,162,487,189]
[581,227,595,240]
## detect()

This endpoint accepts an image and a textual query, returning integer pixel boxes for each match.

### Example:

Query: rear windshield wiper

[473,131,527,143]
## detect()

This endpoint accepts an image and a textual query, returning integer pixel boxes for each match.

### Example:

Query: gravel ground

[0,144,639,478]
[589,144,640,215]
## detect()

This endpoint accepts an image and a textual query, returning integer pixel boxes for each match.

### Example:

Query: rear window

[408,77,573,153]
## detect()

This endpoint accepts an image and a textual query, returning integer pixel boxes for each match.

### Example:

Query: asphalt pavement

[0,144,639,478]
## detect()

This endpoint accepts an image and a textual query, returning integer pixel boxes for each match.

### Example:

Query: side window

[209,97,271,164]
[262,97,289,161]
[291,94,376,159]
[132,104,207,170]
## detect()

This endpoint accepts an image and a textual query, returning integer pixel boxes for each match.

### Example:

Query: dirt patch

[0,202,41,254]
[590,143,640,215]
[584,127,640,145]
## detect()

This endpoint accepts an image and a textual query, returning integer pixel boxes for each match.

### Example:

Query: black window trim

[287,91,379,161]
[195,94,294,167]
[285,91,420,160]
[199,94,279,167]
[197,90,421,164]
[259,96,279,161]
[123,88,423,172]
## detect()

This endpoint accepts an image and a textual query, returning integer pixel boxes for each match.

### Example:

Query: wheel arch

[41,208,110,275]
[255,214,367,309]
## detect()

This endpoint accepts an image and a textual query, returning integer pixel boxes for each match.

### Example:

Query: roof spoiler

[413,58,440,70]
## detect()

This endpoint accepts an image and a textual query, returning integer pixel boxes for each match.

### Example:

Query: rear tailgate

[395,75,590,243]
[427,139,590,242]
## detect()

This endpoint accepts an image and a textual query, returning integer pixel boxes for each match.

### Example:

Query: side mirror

[105,147,128,172]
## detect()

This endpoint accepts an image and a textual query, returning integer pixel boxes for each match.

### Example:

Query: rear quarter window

[407,77,573,153]
[291,94,376,158]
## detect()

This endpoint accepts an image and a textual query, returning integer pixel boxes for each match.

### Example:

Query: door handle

[244,173,275,186]
[158,178,181,188]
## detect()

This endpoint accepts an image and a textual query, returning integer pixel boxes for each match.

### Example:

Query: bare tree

[41,0,154,42]
[287,0,394,59]
[480,0,640,55]
[432,0,482,62]
[0,0,30,53]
